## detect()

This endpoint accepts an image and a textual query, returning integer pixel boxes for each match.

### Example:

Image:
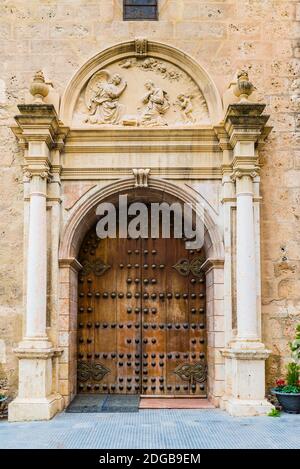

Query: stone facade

[0,0,299,419]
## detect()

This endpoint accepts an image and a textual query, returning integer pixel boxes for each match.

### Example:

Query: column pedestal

[8,348,64,422]
[221,348,272,416]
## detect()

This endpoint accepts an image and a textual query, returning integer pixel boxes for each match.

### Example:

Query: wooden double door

[77,225,207,396]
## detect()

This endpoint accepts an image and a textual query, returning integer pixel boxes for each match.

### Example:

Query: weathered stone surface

[0,0,298,403]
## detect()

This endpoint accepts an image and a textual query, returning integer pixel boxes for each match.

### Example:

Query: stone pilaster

[215,126,235,346]
[201,258,225,406]
[8,105,67,421]
[220,103,273,416]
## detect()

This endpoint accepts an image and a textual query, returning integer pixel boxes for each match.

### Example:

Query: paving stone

[0,410,299,449]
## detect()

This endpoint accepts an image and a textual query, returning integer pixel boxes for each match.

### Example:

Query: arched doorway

[58,179,224,407]
[77,221,207,397]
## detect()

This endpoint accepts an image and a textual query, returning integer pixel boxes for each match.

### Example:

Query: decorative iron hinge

[172,256,204,277]
[77,361,110,382]
[174,362,207,384]
[81,259,111,276]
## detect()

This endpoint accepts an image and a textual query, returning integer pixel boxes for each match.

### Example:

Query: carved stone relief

[84,71,127,125]
[73,56,210,127]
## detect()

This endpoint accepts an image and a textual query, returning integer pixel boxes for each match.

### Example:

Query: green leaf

[268,408,281,417]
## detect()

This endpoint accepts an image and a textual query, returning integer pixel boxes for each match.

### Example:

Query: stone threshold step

[139,398,215,409]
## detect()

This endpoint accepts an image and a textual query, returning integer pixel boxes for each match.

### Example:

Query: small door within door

[77,225,207,396]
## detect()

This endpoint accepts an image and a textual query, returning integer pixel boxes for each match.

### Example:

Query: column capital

[231,168,259,182]
[12,105,68,190]
[223,103,270,148]
[11,104,69,159]
[12,104,60,146]
[23,168,53,181]
[201,258,224,274]
[59,257,83,272]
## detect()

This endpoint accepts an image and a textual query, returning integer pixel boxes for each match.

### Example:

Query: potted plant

[0,394,7,411]
[272,324,300,414]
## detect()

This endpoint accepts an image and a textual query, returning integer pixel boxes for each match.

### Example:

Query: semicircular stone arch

[60,40,223,127]
[59,177,224,263]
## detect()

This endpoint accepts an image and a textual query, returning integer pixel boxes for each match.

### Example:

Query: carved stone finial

[133,168,150,188]
[233,70,255,102]
[135,38,148,56]
[29,70,49,104]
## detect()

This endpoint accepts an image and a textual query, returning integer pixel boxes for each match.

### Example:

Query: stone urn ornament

[29,70,49,104]
[233,70,255,102]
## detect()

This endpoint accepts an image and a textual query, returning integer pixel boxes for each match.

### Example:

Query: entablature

[63,127,221,154]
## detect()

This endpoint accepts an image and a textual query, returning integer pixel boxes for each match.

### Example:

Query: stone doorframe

[8,40,273,421]
[58,178,225,407]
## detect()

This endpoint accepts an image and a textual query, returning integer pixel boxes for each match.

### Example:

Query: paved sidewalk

[0,409,299,449]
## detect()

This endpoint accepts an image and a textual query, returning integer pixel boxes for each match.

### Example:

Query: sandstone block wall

[0,0,299,393]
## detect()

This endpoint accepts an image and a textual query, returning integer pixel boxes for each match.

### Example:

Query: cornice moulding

[60,167,223,180]
[63,127,221,153]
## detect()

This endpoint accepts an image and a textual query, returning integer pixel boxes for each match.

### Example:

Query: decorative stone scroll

[135,37,148,56]
[133,168,150,188]
[73,55,210,127]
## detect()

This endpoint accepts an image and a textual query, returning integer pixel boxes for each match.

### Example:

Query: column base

[8,393,64,422]
[9,344,64,422]
[221,346,272,417]
[19,336,53,350]
[224,398,273,417]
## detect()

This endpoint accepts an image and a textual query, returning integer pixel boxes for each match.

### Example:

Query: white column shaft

[26,177,47,338]
[236,176,258,340]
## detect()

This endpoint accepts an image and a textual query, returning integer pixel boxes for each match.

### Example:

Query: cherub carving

[176,93,196,123]
[85,70,127,125]
[140,80,170,127]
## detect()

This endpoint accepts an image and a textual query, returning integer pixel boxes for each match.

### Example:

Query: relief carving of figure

[140,80,170,127]
[85,70,127,124]
[176,93,196,124]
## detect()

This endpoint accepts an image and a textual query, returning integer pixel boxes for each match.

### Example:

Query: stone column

[8,104,65,421]
[234,171,259,343]
[220,103,272,416]
[24,172,49,344]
